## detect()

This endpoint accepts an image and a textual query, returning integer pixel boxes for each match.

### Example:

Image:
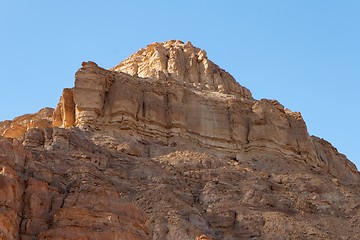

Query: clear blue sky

[0,1,359,168]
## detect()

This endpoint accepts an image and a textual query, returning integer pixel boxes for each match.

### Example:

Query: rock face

[111,40,252,98]
[0,108,53,139]
[0,40,359,239]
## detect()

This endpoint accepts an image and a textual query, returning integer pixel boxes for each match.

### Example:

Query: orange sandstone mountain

[0,40,359,240]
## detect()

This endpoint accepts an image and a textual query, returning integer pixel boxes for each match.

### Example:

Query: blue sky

[0,1,359,168]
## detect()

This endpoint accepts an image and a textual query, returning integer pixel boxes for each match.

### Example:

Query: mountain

[0,40,359,240]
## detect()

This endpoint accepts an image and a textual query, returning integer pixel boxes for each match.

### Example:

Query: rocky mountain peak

[0,40,359,239]
[111,40,252,98]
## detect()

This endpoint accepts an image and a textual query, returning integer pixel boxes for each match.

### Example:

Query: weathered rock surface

[0,40,359,239]
[111,40,252,98]
[0,108,53,139]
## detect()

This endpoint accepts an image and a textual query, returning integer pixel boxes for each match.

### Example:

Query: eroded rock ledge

[111,40,252,98]
[0,40,359,240]
[54,45,359,184]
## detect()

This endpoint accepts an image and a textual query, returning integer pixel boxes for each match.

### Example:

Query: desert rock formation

[1,40,359,239]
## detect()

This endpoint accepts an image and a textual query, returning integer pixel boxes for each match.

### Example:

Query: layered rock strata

[52,41,358,184]
[0,40,359,239]
[0,108,53,139]
[111,40,252,98]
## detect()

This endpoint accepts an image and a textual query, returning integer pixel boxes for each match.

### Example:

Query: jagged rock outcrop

[0,134,150,240]
[0,108,53,139]
[0,40,359,239]
[111,40,252,98]
[51,40,358,184]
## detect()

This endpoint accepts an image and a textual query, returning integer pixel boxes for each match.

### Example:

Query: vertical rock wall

[50,55,358,184]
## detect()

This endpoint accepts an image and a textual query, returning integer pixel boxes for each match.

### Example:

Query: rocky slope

[0,40,359,240]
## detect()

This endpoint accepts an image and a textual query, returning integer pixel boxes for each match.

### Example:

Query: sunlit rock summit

[1,40,359,239]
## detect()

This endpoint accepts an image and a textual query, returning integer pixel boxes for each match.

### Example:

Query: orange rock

[0,40,359,240]
[196,234,212,240]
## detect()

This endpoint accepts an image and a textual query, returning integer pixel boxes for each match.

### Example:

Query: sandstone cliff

[0,40,359,240]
